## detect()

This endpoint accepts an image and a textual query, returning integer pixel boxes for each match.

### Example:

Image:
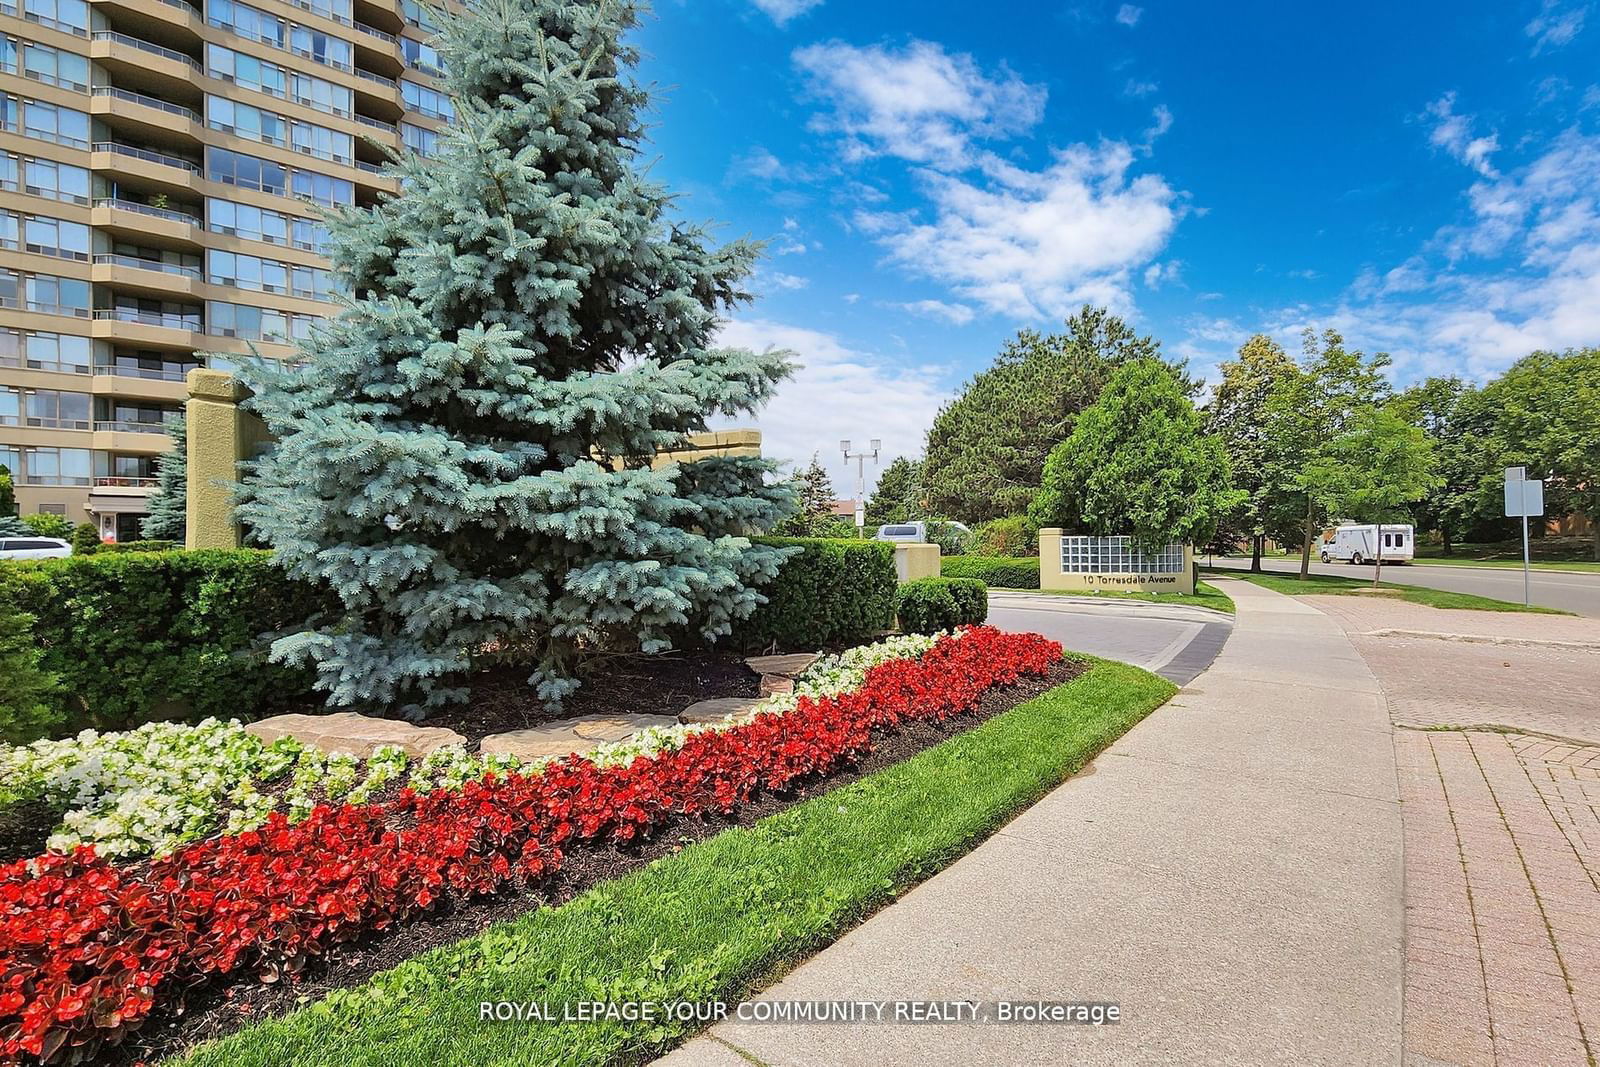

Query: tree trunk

[1592,513,1599,562]
[1299,498,1315,579]
[1373,522,1384,589]
[1250,533,1263,573]
[1442,528,1452,556]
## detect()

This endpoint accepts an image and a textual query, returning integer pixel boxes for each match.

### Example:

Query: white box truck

[1320,523,1415,564]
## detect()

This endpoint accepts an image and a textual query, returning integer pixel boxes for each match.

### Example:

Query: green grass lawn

[172,658,1175,1067]
[1410,544,1600,573]
[1204,568,1570,614]
[997,581,1236,615]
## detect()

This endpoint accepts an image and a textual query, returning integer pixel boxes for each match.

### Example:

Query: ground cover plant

[0,627,1055,1063]
[174,656,1175,1067]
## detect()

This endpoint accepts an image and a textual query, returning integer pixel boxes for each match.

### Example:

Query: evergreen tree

[237,0,795,715]
[865,456,922,526]
[140,418,188,542]
[796,453,836,521]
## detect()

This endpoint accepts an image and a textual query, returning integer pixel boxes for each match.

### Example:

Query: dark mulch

[109,658,1083,1066]
[330,651,763,747]
[0,799,57,865]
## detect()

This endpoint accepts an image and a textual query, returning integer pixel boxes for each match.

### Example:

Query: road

[1206,554,1600,617]
[986,592,1232,684]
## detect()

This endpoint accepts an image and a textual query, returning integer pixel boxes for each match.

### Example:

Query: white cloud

[714,319,951,493]
[1142,104,1173,149]
[760,271,810,292]
[896,299,977,325]
[842,293,861,304]
[1525,0,1588,53]
[865,141,1184,320]
[1143,260,1181,289]
[750,0,824,26]
[1123,78,1159,98]
[794,40,1047,168]
[1422,92,1500,178]
[1115,4,1143,26]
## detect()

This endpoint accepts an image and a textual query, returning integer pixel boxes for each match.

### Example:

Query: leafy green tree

[922,306,1178,523]
[1029,358,1242,550]
[865,456,923,526]
[21,514,73,539]
[1303,404,1438,587]
[1262,329,1391,577]
[1392,378,1507,552]
[1484,348,1600,560]
[0,465,15,518]
[140,418,187,542]
[237,0,795,716]
[1205,334,1299,570]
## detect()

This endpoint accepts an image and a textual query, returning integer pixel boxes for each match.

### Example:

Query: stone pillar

[185,370,269,550]
[1037,527,1064,590]
[892,542,940,582]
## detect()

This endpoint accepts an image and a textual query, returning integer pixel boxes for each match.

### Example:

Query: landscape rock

[759,675,795,697]
[479,713,679,762]
[680,697,761,724]
[245,712,467,758]
[744,652,820,678]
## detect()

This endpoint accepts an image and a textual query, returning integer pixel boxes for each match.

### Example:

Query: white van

[0,537,72,560]
[874,521,970,544]
[1320,524,1414,565]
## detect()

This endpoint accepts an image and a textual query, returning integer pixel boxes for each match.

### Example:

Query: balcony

[91,141,200,175]
[355,21,395,42]
[90,198,203,246]
[93,476,157,488]
[88,31,202,83]
[92,307,201,330]
[92,254,201,279]
[92,86,199,122]
[90,307,204,349]
[356,114,398,134]
[92,362,198,382]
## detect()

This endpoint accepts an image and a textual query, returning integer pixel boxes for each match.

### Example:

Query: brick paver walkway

[1313,595,1600,1066]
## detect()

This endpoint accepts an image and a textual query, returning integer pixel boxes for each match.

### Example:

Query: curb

[1363,628,1600,651]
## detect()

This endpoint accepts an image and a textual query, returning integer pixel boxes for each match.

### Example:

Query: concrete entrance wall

[1038,527,1196,595]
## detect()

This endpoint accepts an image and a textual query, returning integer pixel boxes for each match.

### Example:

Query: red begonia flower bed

[0,626,1061,1063]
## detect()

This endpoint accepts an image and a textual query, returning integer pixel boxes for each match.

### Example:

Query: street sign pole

[1521,483,1530,608]
[1504,466,1543,609]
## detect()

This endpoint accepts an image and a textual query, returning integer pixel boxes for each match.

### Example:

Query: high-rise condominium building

[1,0,450,539]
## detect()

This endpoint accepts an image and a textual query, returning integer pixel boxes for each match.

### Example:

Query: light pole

[840,438,880,536]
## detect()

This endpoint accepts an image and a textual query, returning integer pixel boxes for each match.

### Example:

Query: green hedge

[895,576,989,634]
[0,550,330,737]
[940,554,1041,589]
[736,537,897,650]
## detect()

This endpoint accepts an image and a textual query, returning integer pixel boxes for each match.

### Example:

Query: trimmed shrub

[0,550,331,733]
[970,515,1039,556]
[735,537,897,650]
[69,522,101,555]
[924,520,971,556]
[941,554,1041,589]
[101,540,182,554]
[0,604,61,743]
[895,576,989,634]
[19,514,72,540]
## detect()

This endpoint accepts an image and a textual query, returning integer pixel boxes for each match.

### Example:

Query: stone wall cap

[187,368,252,402]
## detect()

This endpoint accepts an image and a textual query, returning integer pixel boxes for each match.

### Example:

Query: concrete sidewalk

[656,579,1404,1067]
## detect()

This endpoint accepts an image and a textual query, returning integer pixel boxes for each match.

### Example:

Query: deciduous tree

[1205,334,1298,570]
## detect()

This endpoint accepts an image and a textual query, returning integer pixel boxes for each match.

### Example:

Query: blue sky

[633,0,1600,493]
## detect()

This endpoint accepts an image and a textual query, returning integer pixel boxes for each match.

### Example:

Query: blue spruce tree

[238,0,796,716]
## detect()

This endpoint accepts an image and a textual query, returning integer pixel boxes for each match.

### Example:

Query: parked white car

[0,536,72,560]
[874,521,971,543]
[1319,523,1414,565]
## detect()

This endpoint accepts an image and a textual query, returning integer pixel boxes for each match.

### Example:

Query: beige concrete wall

[1038,528,1197,595]
[184,373,764,549]
[893,542,941,582]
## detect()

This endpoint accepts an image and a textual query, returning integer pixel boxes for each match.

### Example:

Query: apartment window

[207,96,288,148]
[9,156,90,203]
[401,37,444,77]
[96,452,156,482]
[400,0,439,32]
[0,328,90,373]
[0,269,90,316]
[110,241,200,273]
[102,350,202,381]
[293,0,350,26]
[206,300,315,343]
[401,80,452,121]
[206,147,288,195]
[0,445,19,478]
[102,400,178,430]
[20,40,90,90]
[400,121,439,157]
[209,250,339,300]
[206,45,353,118]
[289,168,351,208]
[287,25,352,72]
[17,97,89,148]
[109,295,202,330]
[0,93,15,133]
[23,446,91,485]
[208,0,286,49]
[3,387,90,429]
[21,0,87,36]
[12,213,90,260]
